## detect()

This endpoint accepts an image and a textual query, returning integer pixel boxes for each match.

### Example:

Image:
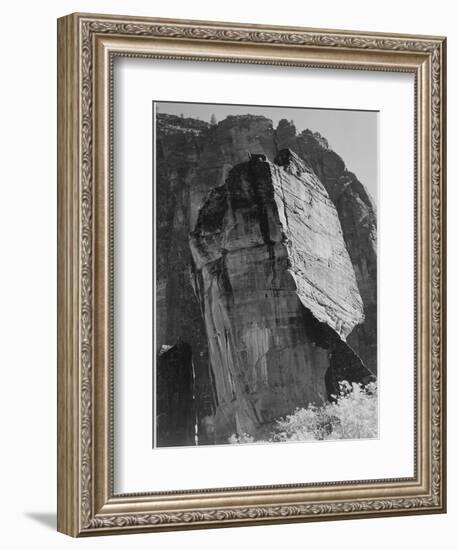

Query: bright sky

[156,101,378,205]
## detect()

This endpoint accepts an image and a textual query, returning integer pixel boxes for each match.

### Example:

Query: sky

[156,101,378,205]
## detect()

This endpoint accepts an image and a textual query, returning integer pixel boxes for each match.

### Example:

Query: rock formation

[189,151,372,442]
[155,112,377,445]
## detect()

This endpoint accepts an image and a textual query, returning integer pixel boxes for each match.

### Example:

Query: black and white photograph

[0,0,449,544]
[154,101,378,447]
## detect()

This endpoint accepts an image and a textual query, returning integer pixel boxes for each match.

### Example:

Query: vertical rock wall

[190,153,370,442]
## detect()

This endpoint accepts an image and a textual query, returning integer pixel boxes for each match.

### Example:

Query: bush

[273,382,378,441]
[228,382,377,444]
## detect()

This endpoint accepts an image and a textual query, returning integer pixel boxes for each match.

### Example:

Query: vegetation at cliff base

[229,382,378,444]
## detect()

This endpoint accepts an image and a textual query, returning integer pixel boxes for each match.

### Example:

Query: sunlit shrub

[228,382,377,444]
[273,382,378,441]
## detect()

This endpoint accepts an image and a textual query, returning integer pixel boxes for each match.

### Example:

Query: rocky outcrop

[189,152,372,442]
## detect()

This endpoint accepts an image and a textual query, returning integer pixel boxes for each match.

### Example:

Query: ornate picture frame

[57,12,446,536]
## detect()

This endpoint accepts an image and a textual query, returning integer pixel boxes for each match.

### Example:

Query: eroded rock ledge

[189,150,373,443]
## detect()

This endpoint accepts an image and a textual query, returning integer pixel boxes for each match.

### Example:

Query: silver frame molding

[57,12,446,537]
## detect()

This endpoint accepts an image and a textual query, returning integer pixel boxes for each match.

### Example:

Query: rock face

[155,115,216,444]
[155,112,377,445]
[189,152,371,442]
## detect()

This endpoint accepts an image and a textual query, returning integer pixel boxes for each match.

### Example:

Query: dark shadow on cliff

[156,340,196,447]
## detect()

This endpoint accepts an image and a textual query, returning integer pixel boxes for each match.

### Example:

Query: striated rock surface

[273,149,364,339]
[189,152,370,442]
[275,120,377,372]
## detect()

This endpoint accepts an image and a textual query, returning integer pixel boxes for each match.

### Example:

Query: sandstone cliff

[155,112,377,445]
[189,152,371,442]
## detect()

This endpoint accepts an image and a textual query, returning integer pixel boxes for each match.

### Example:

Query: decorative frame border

[57,13,446,537]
